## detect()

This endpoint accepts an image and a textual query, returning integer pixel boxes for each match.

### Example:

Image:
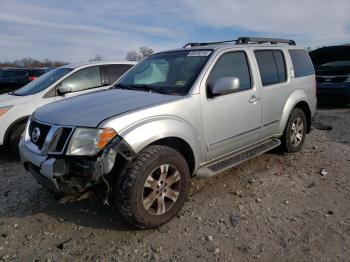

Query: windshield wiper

[114,83,168,94]
[113,83,131,90]
[8,91,22,96]
[129,84,168,94]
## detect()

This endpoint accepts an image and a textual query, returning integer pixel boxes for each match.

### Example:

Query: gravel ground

[0,108,349,261]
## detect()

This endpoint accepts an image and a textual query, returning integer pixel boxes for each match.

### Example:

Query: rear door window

[104,64,133,84]
[254,50,287,86]
[60,66,102,92]
[289,50,314,77]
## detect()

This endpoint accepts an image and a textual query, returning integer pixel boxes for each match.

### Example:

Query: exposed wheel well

[294,101,312,133]
[150,137,195,175]
[4,116,29,146]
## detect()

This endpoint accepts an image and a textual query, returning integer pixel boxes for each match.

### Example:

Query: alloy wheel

[142,164,181,215]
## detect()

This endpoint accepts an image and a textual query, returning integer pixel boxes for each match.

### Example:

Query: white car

[0,61,136,154]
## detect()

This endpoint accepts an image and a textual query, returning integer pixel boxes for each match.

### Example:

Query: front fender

[278,89,311,134]
[118,116,203,170]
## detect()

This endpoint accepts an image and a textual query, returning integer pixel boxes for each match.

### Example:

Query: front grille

[54,128,72,152]
[28,121,51,150]
[317,76,347,84]
[27,120,73,154]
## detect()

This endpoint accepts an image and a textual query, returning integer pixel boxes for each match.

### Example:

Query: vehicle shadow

[0,146,20,163]
[0,146,135,231]
[42,196,137,231]
[313,104,350,145]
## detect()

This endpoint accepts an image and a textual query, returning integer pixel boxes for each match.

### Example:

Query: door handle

[249,95,261,103]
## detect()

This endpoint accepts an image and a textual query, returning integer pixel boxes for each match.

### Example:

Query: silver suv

[19,37,317,228]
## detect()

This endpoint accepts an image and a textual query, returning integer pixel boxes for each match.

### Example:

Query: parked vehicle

[27,68,49,81]
[0,67,52,94]
[309,45,350,104]
[0,61,135,155]
[0,68,31,94]
[19,37,316,228]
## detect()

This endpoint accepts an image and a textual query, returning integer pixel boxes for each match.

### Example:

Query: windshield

[13,68,72,96]
[319,61,350,67]
[115,50,212,95]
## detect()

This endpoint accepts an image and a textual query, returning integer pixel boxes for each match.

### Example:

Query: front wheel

[115,145,190,228]
[281,108,307,153]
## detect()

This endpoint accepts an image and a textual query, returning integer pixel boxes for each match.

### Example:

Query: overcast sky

[0,0,349,62]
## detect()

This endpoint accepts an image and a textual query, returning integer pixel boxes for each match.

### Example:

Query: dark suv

[309,45,350,104]
[0,68,29,94]
[0,68,48,94]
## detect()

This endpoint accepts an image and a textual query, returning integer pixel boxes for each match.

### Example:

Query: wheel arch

[4,116,30,146]
[149,137,196,175]
[279,90,312,135]
[118,117,203,175]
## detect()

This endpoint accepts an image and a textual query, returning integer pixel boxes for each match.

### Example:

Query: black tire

[8,122,26,157]
[281,108,307,153]
[116,145,190,229]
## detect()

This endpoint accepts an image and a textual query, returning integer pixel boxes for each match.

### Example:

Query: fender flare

[278,89,311,134]
[118,116,203,171]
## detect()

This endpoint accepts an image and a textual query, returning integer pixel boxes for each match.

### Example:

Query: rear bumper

[317,83,350,102]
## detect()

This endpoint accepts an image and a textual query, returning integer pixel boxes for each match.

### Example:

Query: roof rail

[183,37,296,48]
[183,40,236,48]
[236,37,296,45]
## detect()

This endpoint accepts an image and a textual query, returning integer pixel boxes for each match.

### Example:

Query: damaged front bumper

[19,136,135,197]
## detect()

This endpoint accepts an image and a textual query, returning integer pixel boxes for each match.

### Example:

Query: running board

[196,139,281,177]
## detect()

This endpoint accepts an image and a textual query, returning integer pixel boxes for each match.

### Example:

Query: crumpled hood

[0,93,34,106]
[32,89,180,127]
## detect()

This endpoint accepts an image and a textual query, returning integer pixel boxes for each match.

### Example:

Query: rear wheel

[8,121,26,156]
[281,108,307,153]
[116,145,190,228]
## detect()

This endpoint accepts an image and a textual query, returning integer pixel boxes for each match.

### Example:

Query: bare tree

[126,50,142,61]
[89,54,104,62]
[126,47,154,61]
[139,47,154,59]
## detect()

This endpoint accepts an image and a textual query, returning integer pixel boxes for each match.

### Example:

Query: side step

[196,139,281,177]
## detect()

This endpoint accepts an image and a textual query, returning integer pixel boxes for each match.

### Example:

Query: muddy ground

[0,108,349,262]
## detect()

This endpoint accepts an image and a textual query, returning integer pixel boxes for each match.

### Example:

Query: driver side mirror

[212,77,240,96]
[57,85,72,96]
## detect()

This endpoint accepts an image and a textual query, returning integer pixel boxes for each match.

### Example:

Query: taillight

[313,76,317,96]
[28,76,37,81]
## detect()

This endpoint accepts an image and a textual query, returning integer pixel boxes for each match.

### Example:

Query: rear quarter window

[289,50,315,77]
[105,64,133,84]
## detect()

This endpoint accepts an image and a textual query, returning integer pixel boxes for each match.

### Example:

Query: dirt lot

[0,108,349,261]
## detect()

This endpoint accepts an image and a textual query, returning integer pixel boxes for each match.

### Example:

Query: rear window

[254,50,287,86]
[289,50,314,77]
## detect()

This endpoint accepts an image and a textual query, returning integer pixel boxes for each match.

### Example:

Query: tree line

[0,47,154,68]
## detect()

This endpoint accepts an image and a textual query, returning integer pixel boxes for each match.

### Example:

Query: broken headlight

[66,127,117,156]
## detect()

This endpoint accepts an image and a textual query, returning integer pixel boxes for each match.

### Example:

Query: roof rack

[183,40,236,48]
[236,37,296,45]
[183,36,296,48]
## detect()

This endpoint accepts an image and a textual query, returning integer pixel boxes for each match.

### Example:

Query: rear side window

[29,69,45,76]
[254,50,286,86]
[61,66,102,92]
[289,50,314,77]
[208,51,252,93]
[104,64,133,84]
